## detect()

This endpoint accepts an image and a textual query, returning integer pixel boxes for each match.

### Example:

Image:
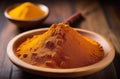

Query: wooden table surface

[0,0,120,79]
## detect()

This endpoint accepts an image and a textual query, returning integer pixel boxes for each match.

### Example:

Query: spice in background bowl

[8,2,46,20]
[4,2,49,28]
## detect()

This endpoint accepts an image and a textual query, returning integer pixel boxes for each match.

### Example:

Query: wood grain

[100,2,120,79]
[0,0,120,79]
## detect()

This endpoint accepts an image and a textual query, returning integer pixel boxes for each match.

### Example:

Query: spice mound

[16,23,104,68]
[8,2,45,20]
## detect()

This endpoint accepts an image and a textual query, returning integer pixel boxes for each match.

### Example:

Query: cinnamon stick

[64,12,84,27]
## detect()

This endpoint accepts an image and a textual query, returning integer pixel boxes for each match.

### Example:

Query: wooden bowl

[7,28,115,77]
[4,3,49,28]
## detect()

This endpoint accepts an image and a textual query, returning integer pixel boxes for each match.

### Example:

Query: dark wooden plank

[100,2,120,79]
[0,1,8,33]
[101,2,120,53]
[0,0,119,79]
[44,0,72,24]
[0,22,19,79]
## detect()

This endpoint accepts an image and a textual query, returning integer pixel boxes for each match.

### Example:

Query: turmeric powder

[16,23,104,68]
[8,2,46,20]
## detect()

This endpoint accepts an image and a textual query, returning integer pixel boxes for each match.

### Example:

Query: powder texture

[8,2,45,20]
[16,23,104,68]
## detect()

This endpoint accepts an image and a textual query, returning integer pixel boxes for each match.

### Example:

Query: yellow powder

[8,2,46,20]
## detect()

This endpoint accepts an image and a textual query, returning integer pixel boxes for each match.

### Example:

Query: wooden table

[0,0,120,79]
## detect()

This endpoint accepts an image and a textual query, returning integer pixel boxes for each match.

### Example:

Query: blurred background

[0,0,120,79]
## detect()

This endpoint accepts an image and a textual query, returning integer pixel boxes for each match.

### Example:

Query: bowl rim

[4,3,49,21]
[7,28,115,74]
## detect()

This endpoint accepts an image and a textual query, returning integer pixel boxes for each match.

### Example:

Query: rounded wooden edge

[7,28,115,77]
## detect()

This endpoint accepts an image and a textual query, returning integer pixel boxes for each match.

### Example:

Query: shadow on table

[18,23,51,32]
[20,71,87,79]
[18,64,116,79]
[113,51,120,79]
